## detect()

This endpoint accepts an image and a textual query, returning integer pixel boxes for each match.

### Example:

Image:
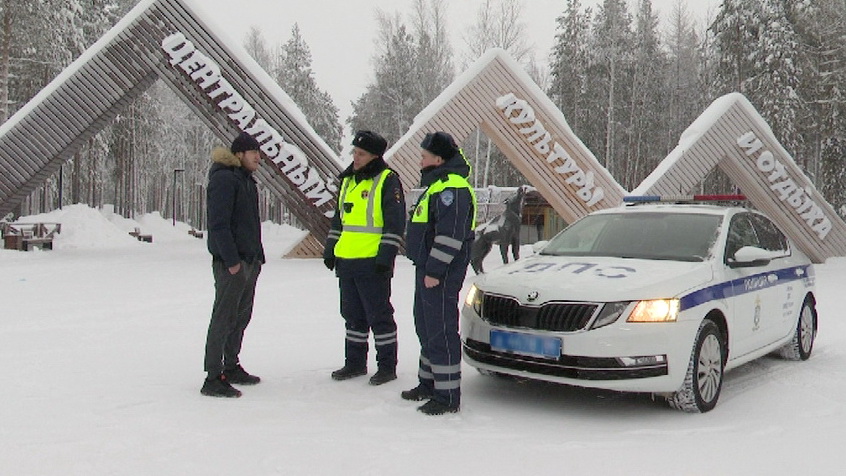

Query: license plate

[490,329,561,359]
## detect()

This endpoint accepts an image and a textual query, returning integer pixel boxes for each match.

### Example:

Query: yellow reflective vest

[412,173,477,229]
[334,169,392,258]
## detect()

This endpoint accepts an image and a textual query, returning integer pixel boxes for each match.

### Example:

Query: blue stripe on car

[679,265,812,311]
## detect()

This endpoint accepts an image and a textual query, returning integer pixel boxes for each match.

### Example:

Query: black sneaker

[200,374,242,398]
[224,364,261,385]
[401,384,433,401]
[418,399,459,415]
[331,365,367,381]
[369,369,397,386]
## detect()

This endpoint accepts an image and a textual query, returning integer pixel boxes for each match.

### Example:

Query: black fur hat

[420,131,458,159]
[352,130,388,157]
[230,132,260,154]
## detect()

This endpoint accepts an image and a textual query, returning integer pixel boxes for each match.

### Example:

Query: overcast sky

[192,0,719,128]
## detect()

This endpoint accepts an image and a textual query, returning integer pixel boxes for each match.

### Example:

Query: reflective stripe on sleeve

[434,235,463,250]
[430,247,455,264]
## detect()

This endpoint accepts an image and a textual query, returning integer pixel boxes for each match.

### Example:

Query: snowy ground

[1,204,844,475]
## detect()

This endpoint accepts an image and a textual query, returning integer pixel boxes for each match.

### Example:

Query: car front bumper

[461,306,702,393]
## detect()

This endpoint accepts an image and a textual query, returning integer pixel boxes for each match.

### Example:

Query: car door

[748,213,799,343]
[723,213,784,357]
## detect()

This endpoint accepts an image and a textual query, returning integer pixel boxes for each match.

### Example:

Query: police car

[461,196,818,412]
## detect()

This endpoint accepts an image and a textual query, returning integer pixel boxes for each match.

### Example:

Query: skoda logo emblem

[527,291,539,302]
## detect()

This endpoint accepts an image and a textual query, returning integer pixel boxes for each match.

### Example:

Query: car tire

[777,297,816,361]
[667,319,725,413]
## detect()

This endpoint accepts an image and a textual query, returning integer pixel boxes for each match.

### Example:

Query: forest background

[2,0,844,230]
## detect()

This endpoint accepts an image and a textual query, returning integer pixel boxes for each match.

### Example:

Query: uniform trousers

[413,264,468,406]
[339,271,398,370]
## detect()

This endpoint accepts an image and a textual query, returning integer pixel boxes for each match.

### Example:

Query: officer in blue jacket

[402,131,477,415]
[324,130,406,386]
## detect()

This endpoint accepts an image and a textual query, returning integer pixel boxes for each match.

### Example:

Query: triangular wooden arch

[0,0,341,257]
[633,93,846,263]
[385,49,627,224]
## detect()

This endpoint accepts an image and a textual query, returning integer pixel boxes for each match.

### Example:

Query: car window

[749,213,790,255]
[541,212,722,261]
[725,214,759,260]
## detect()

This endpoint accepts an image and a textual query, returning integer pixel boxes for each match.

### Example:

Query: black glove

[324,257,335,271]
[375,263,391,275]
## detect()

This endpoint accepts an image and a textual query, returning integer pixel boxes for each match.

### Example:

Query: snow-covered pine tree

[549,0,592,134]
[664,1,708,151]
[589,0,634,181]
[621,0,667,190]
[274,24,342,153]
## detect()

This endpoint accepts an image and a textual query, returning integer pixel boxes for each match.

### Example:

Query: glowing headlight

[627,299,679,323]
[464,284,483,315]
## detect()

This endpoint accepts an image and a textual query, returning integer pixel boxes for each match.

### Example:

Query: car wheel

[667,319,725,413]
[778,297,816,361]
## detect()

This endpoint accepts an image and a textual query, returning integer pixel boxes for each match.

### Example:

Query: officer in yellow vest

[401,131,476,415]
[323,130,406,386]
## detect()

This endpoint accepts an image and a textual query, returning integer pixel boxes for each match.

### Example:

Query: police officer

[324,130,406,386]
[402,131,476,415]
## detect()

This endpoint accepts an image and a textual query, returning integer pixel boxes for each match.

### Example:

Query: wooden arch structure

[0,0,342,257]
[385,49,627,224]
[633,93,846,263]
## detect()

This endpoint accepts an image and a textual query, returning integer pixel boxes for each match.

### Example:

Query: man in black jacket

[323,130,406,386]
[202,132,266,398]
[402,131,476,415]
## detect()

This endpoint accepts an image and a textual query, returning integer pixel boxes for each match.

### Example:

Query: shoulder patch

[440,190,454,206]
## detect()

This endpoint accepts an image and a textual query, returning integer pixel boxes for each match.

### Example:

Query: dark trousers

[204,259,261,375]
[338,272,397,370]
[413,264,468,406]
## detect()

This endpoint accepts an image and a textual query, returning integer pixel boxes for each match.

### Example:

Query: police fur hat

[230,132,260,154]
[351,130,388,157]
[420,131,458,159]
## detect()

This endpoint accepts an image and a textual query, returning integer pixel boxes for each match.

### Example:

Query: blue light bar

[624,194,747,203]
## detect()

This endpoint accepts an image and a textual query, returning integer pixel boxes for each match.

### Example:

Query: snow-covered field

[1,204,844,475]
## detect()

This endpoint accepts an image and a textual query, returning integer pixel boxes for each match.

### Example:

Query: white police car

[461,196,818,412]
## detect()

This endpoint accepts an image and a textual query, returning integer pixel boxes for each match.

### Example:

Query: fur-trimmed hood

[211,146,242,167]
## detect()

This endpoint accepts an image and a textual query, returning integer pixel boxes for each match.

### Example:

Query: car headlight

[590,301,631,329]
[627,299,679,323]
[464,284,483,315]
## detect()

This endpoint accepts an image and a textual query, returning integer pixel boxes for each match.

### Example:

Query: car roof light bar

[623,194,747,203]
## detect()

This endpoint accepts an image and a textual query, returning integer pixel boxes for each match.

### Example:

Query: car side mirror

[728,246,772,268]
[532,240,549,254]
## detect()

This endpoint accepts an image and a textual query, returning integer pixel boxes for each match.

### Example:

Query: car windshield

[540,212,723,262]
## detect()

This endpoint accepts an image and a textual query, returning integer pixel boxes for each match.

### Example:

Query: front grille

[481,294,598,332]
[463,339,668,381]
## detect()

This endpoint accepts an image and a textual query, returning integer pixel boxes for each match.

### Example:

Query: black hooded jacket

[206,147,266,268]
[405,150,475,279]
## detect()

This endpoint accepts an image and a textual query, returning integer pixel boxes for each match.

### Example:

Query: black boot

[200,374,242,398]
[418,399,459,415]
[331,365,367,381]
[401,384,433,401]
[369,368,397,386]
[224,364,261,385]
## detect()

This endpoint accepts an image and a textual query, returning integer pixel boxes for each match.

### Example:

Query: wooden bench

[1,222,61,251]
[129,227,153,243]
